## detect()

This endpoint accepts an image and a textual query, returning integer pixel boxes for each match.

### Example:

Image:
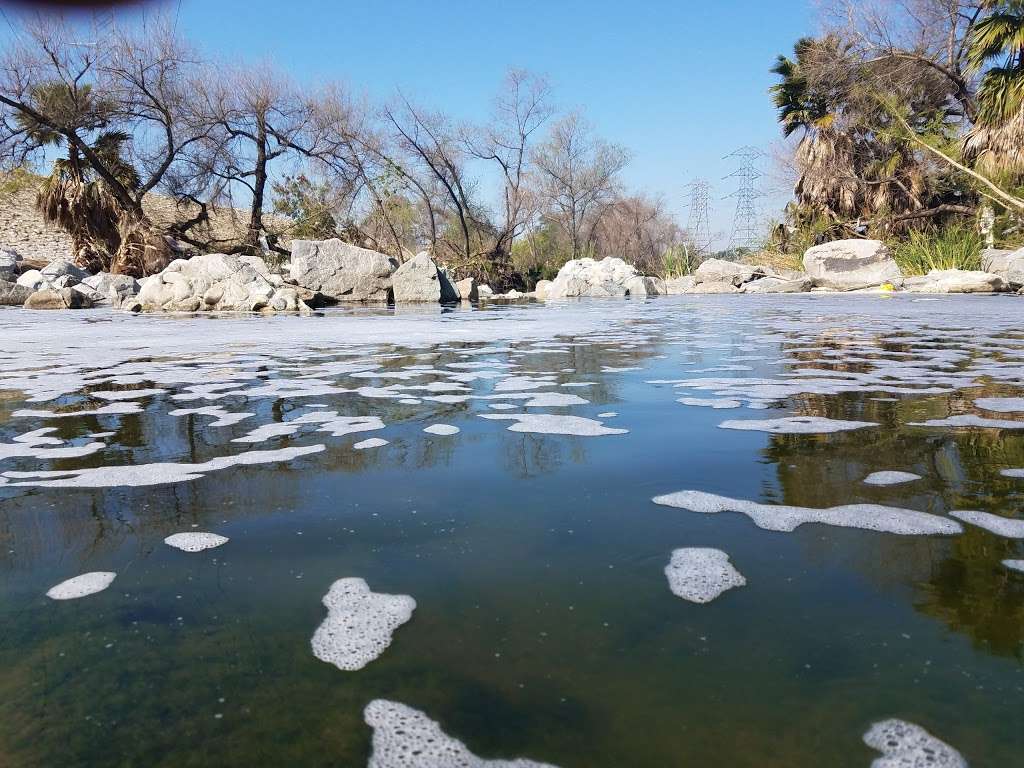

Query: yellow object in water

[880,282,895,293]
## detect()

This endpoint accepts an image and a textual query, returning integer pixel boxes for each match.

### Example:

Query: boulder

[477,284,494,299]
[623,275,666,297]
[533,279,553,300]
[0,280,32,306]
[694,259,763,287]
[546,257,646,298]
[16,269,47,292]
[81,273,141,306]
[742,275,814,294]
[455,277,479,302]
[40,259,89,284]
[289,239,397,302]
[0,248,20,282]
[664,275,697,295]
[981,247,1024,288]
[25,287,93,310]
[137,253,310,313]
[391,253,460,303]
[802,239,903,290]
[903,269,1009,294]
[687,281,739,294]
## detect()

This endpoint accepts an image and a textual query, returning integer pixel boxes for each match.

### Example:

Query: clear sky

[3,0,816,244]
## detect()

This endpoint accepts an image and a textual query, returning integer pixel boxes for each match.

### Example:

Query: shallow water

[1,295,1023,767]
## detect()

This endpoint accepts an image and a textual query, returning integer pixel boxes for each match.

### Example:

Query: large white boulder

[981,247,1024,288]
[289,239,397,302]
[455,277,478,302]
[391,253,459,303]
[547,257,651,298]
[664,275,696,295]
[693,259,764,287]
[903,269,1009,294]
[135,253,310,313]
[742,275,814,294]
[16,269,46,291]
[533,279,553,300]
[803,239,903,290]
[40,258,89,285]
[81,272,140,306]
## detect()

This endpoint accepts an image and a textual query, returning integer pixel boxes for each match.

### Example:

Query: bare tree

[532,112,629,259]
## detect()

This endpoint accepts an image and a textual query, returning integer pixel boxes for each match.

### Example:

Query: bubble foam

[311,578,415,672]
[364,699,559,768]
[864,471,922,486]
[909,415,1024,429]
[164,532,230,552]
[652,491,962,536]
[949,510,1024,539]
[424,424,460,436]
[1004,559,1024,573]
[354,438,389,450]
[480,413,627,436]
[46,572,116,600]
[665,548,746,604]
[719,416,877,434]
[863,719,965,768]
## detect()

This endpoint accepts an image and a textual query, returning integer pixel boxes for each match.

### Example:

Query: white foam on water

[1004,559,1024,573]
[909,415,1024,429]
[0,428,104,461]
[2,444,325,488]
[949,510,1024,538]
[424,424,460,436]
[164,532,229,552]
[46,572,117,600]
[91,388,166,401]
[1000,468,1024,478]
[522,392,589,407]
[864,471,922,486]
[398,398,422,405]
[677,397,742,409]
[488,403,518,410]
[168,406,254,427]
[597,412,617,418]
[652,491,962,536]
[665,548,746,604]
[354,438,389,450]
[233,412,385,443]
[14,402,143,419]
[863,719,966,768]
[310,578,415,671]
[975,397,1024,413]
[480,413,628,436]
[719,416,877,434]
[364,699,559,768]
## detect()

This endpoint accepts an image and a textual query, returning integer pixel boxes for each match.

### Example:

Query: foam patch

[975,397,1024,412]
[1004,560,1024,573]
[354,438,389,450]
[719,416,877,434]
[164,532,230,552]
[665,548,746,604]
[424,424,460,436]
[863,719,966,768]
[364,699,559,767]
[909,415,1024,429]
[46,572,116,600]
[652,491,962,536]
[0,428,103,461]
[92,388,166,401]
[14,402,143,419]
[677,397,742,409]
[168,406,254,427]
[311,578,415,671]
[864,471,922,486]
[481,413,627,436]
[950,510,1024,538]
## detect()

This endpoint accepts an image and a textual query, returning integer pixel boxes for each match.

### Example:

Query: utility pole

[682,179,713,269]
[723,146,765,254]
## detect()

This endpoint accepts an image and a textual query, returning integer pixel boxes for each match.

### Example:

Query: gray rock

[694,259,763,287]
[138,253,310,313]
[803,239,903,290]
[0,248,20,282]
[742,276,813,293]
[392,253,459,303]
[82,273,141,305]
[40,259,89,284]
[664,275,697,295]
[477,284,494,298]
[0,280,32,306]
[16,269,46,291]
[687,281,739,294]
[25,287,93,310]
[533,279,552,300]
[455,277,478,302]
[981,247,1024,288]
[903,269,1009,294]
[623,275,666,297]
[289,239,397,302]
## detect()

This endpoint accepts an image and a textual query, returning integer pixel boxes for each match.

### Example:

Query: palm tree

[964,0,1024,179]
[16,82,163,275]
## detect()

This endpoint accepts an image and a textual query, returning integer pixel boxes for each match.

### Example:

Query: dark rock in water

[24,287,93,310]
[0,279,32,306]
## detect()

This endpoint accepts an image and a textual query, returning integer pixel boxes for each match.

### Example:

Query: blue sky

[5,0,815,243]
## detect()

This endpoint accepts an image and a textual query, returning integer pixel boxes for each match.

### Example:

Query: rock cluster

[545,257,665,299]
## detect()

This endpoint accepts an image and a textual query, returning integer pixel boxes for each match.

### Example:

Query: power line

[722,146,765,253]
[682,178,713,262]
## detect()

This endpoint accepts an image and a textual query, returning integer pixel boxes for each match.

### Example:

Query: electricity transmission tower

[723,146,766,253]
[682,179,713,265]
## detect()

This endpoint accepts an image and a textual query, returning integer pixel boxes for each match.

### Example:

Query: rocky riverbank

[2,236,1023,314]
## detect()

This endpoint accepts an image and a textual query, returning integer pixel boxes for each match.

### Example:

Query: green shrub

[889,223,983,275]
